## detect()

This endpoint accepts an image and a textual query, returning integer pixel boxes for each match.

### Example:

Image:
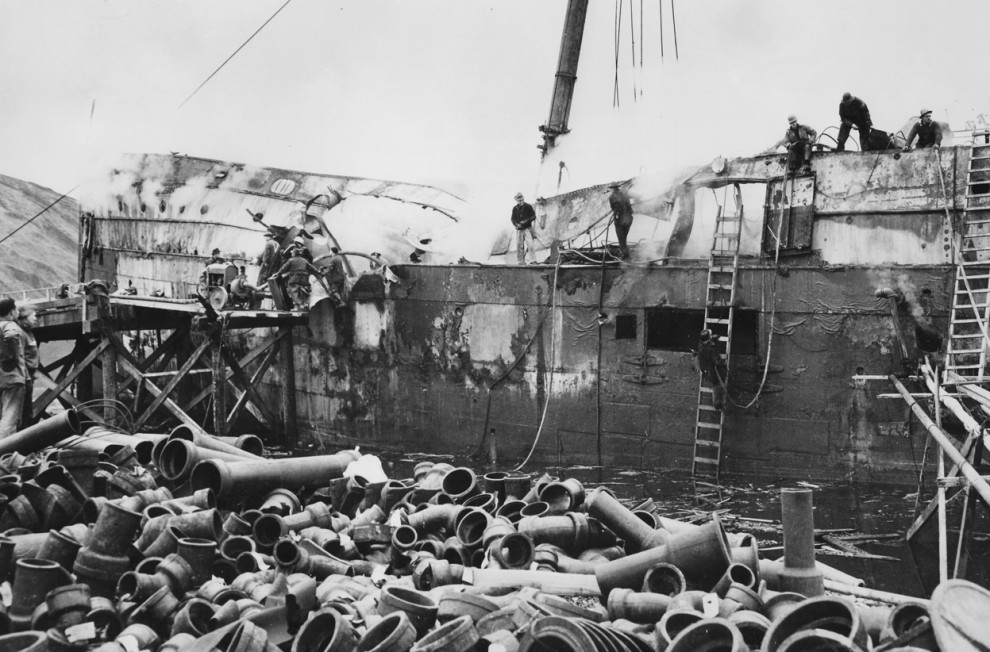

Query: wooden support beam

[226,344,280,430]
[32,339,109,419]
[955,442,983,579]
[132,337,212,432]
[907,434,980,540]
[221,346,280,438]
[114,341,205,434]
[33,368,104,424]
[938,475,990,488]
[101,337,119,426]
[182,330,288,411]
[212,342,227,437]
[173,318,194,409]
[41,349,80,377]
[117,325,185,395]
[280,326,297,447]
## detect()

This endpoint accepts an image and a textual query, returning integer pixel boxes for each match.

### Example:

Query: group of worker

[511,182,635,264]
[0,297,38,439]
[768,93,943,174]
[255,229,347,311]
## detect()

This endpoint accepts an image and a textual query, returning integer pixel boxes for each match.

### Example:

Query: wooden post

[935,378,947,583]
[279,326,297,447]
[75,338,93,403]
[212,340,227,437]
[101,335,118,426]
[175,319,193,408]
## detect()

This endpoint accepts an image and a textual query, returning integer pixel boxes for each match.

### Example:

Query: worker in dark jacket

[608,184,634,260]
[905,108,942,150]
[272,244,312,311]
[766,115,817,175]
[510,192,537,264]
[0,298,26,439]
[696,329,725,409]
[836,93,873,151]
[256,229,280,286]
[16,305,38,428]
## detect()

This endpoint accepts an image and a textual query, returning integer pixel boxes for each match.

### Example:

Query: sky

[2,0,990,225]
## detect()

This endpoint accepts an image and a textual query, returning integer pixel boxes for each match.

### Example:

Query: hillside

[0,174,78,292]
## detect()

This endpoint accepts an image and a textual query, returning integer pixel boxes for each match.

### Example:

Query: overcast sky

[2,0,989,222]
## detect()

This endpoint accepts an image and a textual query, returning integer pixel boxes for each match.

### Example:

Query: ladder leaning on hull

[692,198,743,482]
[946,129,990,382]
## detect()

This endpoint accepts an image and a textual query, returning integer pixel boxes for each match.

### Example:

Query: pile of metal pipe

[0,422,979,651]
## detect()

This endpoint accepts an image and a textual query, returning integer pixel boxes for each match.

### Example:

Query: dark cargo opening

[615,314,637,340]
[646,307,759,355]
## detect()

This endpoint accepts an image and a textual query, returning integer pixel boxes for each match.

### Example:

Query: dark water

[379,454,990,599]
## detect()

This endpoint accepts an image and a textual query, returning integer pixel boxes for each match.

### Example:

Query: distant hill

[0,174,78,293]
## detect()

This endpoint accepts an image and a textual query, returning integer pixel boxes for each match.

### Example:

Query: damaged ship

[70,134,975,486]
[59,1,990,486]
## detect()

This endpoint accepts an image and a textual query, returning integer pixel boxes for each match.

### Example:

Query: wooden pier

[30,293,307,445]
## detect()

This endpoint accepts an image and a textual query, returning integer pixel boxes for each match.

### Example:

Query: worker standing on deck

[836,93,874,152]
[904,109,942,150]
[766,115,817,175]
[609,183,634,260]
[510,192,537,265]
[697,329,725,410]
[208,248,225,264]
[0,298,27,439]
[16,305,38,428]
[272,244,312,311]
[323,247,348,308]
[257,229,280,286]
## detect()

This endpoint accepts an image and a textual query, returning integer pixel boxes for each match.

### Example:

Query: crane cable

[0,185,78,247]
[178,0,294,110]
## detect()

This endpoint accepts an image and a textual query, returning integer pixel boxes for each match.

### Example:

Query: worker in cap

[696,329,725,409]
[290,235,313,264]
[510,192,537,264]
[208,248,224,265]
[836,92,874,152]
[904,108,942,150]
[766,114,817,176]
[256,228,281,285]
[608,182,634,260]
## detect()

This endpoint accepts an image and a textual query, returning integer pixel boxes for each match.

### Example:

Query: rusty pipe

[595,513,731,597]
[0,410,80,457]
[778,488,824,597]
[585,487,666,552]
[190,450,362,503]
[159,439,254,485]
[167,425,263,460]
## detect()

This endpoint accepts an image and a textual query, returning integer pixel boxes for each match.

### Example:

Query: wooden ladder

[692,199,743,482]
[946,129,990,382]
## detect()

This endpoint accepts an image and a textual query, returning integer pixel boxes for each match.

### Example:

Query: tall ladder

[947,129,990,382]
[692,195,743,482]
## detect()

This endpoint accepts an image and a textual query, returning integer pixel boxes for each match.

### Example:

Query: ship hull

[268,261,948,485]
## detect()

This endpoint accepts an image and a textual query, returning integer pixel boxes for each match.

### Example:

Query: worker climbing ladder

[692,190,743,482]
[946,129,990,382]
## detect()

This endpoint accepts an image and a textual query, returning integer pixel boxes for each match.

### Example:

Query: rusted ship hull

[280,262,948,484]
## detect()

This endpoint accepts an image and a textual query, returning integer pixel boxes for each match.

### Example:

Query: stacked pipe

[0,418,978,651]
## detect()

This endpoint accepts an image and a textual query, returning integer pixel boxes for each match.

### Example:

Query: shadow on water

[373,452,990,598]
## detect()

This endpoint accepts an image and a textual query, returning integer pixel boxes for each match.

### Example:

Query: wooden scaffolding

[31,293,306,444]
